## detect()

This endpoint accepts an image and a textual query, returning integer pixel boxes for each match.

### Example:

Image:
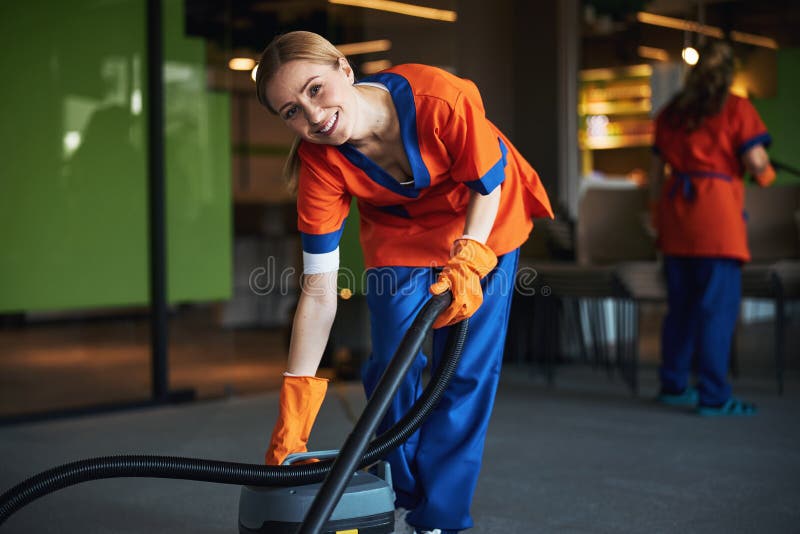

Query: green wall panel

[0,0,231,313]
[338,199,366,295]
[163,0,232,303]
[752,48,800,185]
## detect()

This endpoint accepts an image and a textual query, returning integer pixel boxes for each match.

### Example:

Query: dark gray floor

[1,365,798,534]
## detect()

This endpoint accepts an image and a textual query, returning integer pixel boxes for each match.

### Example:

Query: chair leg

[542,295,560,386]
[730,320,739,379]
[601,299,612,378]
[586,299,603,370]
[630,300,640,396]
[775,287,785,396]
[615,298,623,376]
[528,293,542,375]
[571,298,590,363]
[508,292,530,366]
[531,291,557,385]
[615,298,632,392]
[564,297,583,362]
[615,298,639,395]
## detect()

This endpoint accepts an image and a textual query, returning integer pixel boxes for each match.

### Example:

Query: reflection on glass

[0,0,239,418]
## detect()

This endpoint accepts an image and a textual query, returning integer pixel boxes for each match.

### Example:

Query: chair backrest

[576,185,656,266]
[519,218,555,260]
[745,185,800,262]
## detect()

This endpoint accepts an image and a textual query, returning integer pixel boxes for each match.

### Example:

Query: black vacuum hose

[0,292,467,527]
[772,159,800,178]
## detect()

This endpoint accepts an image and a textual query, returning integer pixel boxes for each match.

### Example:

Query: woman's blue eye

[284,106,298,120]
[310,84,321,96]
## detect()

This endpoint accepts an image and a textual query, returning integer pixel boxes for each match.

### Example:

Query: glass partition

[0,0,235,419]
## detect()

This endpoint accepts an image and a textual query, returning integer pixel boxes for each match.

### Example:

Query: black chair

[612,261,667,395]
[508,186,655,394]
[740,185,800,394]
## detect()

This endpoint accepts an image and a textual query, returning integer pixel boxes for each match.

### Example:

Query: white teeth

[319,113,336,133]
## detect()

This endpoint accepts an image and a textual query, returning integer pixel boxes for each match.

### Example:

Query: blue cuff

[464,138,508,195]
[738,132,772,154]
[301,219,346,254]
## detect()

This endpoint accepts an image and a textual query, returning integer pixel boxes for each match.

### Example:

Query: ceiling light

[730,31,778,50]
[637,11,779,50]
[638,46,669,62]
[328,0,457,22]
[682,47,699,65]
[361,59,392,74]
[229,57,256,71]
[637,12,722,38]
[336,39,392,56]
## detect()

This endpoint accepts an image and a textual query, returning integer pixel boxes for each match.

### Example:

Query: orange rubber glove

[265,375,328,465]
[429,238,498,329]
[755,163,776,187]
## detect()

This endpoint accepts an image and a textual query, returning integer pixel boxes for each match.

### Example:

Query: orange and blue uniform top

[296,63,553,270]
[653,94,771,262]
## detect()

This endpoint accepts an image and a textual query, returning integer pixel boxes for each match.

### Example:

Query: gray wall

[457,0,580,215]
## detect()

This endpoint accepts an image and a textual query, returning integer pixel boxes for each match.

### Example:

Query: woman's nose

[305,105,325,125]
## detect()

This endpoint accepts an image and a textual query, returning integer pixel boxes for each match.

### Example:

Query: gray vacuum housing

[238,457,395,534]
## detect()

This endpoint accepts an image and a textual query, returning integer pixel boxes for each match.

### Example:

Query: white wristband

[459,234,485,244]
[303,248,340,274]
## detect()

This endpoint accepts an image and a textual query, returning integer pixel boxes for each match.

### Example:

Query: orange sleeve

[296,145,351,254]
[732,97,771,155]
[438,80,506,195]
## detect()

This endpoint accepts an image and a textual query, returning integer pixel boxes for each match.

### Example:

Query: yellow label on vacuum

[335,530,358,534]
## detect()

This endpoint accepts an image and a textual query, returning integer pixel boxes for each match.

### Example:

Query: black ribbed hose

[0,292,467,528]
[773,159,800,178]
[298,293,467,533]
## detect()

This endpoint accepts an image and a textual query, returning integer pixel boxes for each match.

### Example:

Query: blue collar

[336,72,431,198]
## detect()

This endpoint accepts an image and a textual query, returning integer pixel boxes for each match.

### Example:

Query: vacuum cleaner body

[238,452,395,534]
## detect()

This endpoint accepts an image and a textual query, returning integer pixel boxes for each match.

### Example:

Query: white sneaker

[415,530,442,534]
[393,507,414,534]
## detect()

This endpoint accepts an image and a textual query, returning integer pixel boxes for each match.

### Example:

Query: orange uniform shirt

[297,63,553,268]
[654,94,770,262]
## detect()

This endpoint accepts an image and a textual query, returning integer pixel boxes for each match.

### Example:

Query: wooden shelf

[579,64,654,152]
[580,133,654,150]
[580,100,651,115]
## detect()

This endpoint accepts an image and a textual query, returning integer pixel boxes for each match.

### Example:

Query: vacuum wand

[297,292,452,534]
[772,159,800,178]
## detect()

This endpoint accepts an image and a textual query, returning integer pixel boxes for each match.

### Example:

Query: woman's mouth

[316,112,338,136]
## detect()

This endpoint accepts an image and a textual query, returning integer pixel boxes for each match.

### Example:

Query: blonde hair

[255,31,345,194]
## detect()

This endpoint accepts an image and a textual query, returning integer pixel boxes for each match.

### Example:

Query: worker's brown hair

[665,40,736,132]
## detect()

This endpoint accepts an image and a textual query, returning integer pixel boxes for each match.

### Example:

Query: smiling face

[266,58,357,145]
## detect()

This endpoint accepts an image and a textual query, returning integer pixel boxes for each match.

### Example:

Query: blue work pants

[362,249,519,533]
[660,256,741,406]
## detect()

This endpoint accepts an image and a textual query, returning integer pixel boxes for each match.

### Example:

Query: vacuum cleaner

[0,292,467,534]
